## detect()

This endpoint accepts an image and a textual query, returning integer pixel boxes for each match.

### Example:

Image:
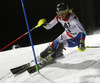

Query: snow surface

[0,33,100,83]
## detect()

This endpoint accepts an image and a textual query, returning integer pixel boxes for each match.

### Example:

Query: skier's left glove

[78,40,85,51]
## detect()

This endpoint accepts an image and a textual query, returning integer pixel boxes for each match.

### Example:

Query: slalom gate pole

[21,0,39,72]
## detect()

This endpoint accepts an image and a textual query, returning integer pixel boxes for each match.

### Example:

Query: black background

[0,0,100,51]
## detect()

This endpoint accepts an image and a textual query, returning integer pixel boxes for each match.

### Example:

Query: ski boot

[38,42,64,66]
[36,45,53,63]
[51,42,64,58]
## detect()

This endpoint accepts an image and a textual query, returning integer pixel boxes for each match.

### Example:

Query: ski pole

[86,46,100,48]
[78,46,100,52]
[0,26,38,51]
[0,17,43,51]
[0,14,44,51]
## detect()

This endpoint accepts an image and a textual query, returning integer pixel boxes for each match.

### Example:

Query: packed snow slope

[0,33,100,83]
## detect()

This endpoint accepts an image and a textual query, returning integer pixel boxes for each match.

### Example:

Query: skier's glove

[42,21,47,27]
[36,18,47,28]
[78,40,85,51]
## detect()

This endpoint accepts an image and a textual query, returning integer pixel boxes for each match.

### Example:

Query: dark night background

[0,0,100,51]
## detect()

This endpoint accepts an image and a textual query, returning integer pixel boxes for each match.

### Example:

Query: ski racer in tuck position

[37,3,86,65]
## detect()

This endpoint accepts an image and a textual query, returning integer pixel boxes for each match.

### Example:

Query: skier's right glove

[36,18,47,28]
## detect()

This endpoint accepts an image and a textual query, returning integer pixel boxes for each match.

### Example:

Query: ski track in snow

[0,33,100,83]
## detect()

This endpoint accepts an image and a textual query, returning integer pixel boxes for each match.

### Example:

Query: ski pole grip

[35,19,46,28]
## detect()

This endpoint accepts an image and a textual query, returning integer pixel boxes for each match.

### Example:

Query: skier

[10,3,87,74]
[36,3,86,65]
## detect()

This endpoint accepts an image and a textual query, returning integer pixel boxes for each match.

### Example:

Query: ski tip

[10,64,29,74]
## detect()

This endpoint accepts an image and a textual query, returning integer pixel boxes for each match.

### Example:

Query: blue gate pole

[21,0,39,72]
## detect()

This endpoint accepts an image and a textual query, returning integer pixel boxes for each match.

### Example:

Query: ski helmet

[56,3,69,15]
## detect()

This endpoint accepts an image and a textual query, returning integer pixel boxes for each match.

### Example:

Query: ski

[10,63,30,74]
[10,62,52,74]
[27,61,56,74]
[27,63,42,74]
[10,53,64,75]
[10,59,36,74]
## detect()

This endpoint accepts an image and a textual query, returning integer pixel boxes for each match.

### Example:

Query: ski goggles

[57,10,66,16]
[56,8,69,16]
